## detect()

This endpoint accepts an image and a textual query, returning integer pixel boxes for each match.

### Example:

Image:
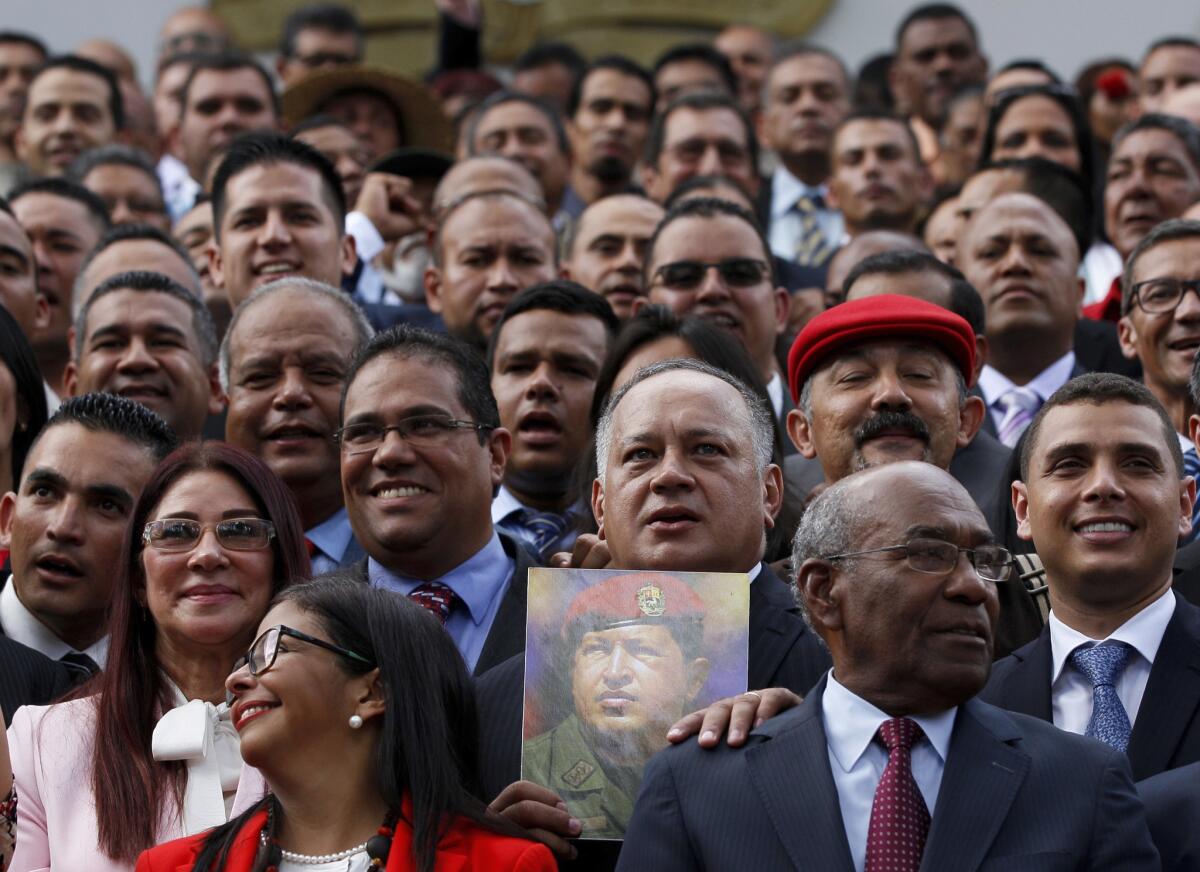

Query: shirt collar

[367,531,511,625]
[771,166,828,218]
[822,671,957,774]
[1179,432,1194,456]
[977,351,1076,407]
[1049,588,1177,684]
[766,372,785,418]
[491,485,528,524]
[0,580,109,666]
[304,506,354,564]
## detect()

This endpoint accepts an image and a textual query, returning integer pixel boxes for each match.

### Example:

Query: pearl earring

[349,714,363,730]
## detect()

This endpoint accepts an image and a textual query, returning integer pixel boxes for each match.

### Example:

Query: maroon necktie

[407,581,457,626]
[304,537,318,559]
[865,717,930,872]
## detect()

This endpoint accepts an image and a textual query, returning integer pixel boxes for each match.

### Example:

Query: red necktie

[865,717,930,872]
[407,581,457,626]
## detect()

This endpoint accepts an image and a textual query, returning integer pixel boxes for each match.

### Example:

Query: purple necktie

[407,581,457,626]
[996,387,1041,448]
[865,717,930,872]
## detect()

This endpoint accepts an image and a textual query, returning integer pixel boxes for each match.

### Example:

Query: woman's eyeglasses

[142,518,275,552]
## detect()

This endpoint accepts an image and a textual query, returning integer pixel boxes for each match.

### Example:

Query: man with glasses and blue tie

[982,372,1200,781]
[337,323,537,678]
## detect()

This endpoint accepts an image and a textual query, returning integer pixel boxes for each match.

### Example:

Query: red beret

[787,294,977,402]
[563,571,705,635]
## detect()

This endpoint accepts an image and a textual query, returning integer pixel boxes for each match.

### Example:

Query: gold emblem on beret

[637,583,665,617]
[562,760,595,788]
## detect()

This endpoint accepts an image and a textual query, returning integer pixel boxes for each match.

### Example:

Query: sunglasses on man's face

[652,258,770,291]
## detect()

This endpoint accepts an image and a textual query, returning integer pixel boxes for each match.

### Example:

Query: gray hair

[594,358,775,479]
[218,277,375,392]
[790,476,857,634]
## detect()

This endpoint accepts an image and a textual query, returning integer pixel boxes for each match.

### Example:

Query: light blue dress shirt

[821,672,957,872]
[767,166,844,262]
[366,532,515,673]
[304,506,359,577]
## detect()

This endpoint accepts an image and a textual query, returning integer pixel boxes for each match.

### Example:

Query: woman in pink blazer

[137,576,554,872]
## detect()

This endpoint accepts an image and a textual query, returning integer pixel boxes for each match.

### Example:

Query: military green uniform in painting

[523,713,635,839]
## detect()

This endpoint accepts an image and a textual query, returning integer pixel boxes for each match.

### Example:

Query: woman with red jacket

[136,575,554,872]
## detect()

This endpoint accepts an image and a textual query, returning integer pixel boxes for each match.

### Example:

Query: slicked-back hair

[486,280,619,368]
[644,195,776,287]
[8,176,112,234]
[75,269,218,365]
[465,90,570,156]
[67,144,164,197]
[1124,218,1200,315]
[210,131,345,240]
[566,55,655,119]
[643,90,758,170]
[32,392,178,464]
[220,276,374,391]
[0,306,48,488]
[28,55,125,129]
[842,249,986,335]
[0,31,48,58]
[895,3,979,49]
[73,222,200,314]
[1020,372,1184,481]
[652,43,738,97]
[595,357,774,478]
[1111,112,1200,175]
[280,3,364,58]
[341,325,500,444]
[179,53,280,121]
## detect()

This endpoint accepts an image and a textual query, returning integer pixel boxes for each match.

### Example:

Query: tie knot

[997,386,1041,415]
[1071,642,1132,687]
[408,581,458,626]
[876,716,924,753]
[795,193,823,213]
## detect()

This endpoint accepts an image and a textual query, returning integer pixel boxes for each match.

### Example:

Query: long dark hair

[0,305,47,489]
[191,575,537,872]
[90,442,310,861]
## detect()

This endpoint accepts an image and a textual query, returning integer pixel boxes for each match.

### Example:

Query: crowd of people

[0,0,1199,869]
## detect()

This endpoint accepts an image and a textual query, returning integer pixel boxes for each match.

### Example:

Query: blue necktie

[1070,642,1133,751]
[1183,450,1200,543]
[500,508,571,561]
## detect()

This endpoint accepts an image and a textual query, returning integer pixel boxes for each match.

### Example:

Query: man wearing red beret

[523,572,711,838]
[785,291,1042,656]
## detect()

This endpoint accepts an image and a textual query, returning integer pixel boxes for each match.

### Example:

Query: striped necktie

[996,386,1041,448]
[793,193,834,268]
[499,508,571,561]
[1183,450,1200,543]
[407,581,458,626]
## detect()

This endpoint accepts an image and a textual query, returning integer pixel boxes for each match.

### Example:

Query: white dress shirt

[821,672,957,872]
[977,351,1076,434]
[1048,588,1176,735]
[766,372,785,418]
[767,167,843,262]
[0,582,108,667]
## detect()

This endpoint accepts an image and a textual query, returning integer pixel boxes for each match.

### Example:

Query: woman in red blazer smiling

[136,575,553,872]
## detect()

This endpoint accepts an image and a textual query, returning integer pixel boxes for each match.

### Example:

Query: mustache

[853,410,931,447]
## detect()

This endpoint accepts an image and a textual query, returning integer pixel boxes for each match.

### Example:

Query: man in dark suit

[785,290,1041,655]
[619,461,1159,871]
[480,358,831,867]
[1138,761,1200,871]
[338,324,534,677]
[982,373,1200,781]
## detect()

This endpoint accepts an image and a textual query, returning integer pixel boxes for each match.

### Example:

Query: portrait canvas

[521,567,749,840]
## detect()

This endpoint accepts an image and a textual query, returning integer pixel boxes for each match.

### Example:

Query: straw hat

[281,65,454,152]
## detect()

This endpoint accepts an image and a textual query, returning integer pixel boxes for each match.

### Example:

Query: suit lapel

[920,700,1030,872]
[1126,598,1200,780]
[745,678,855,872]
[748,565,805,688]
[990,631,1054,722]
[473,535,532,676]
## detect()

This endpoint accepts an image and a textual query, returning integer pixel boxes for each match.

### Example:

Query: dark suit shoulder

[1172,546,1200,608]
[0,636,76,725]
[1138,761,1200,872]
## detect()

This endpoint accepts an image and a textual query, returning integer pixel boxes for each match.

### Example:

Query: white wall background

[6,0,1200,91]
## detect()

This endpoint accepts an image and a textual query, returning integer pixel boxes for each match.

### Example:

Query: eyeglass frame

[650,257,773,292]
[141,518,276,552]
[820,537,1015,582]
[1127,277,1200,315]
[334,415,497,455]
[237,625,374,678]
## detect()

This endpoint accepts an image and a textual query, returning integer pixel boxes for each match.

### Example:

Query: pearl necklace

[279,841,368,864]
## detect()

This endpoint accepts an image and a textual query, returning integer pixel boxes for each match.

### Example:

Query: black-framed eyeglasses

[652,258,771,292]
[1128,277,1200,315]
[334,415,496,454]
[237,625,373,678]
[143,518,275,552]
[822,537,1014,582]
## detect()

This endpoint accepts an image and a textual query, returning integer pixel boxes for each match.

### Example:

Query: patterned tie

[60,651,100,678]
[407,581,458,626]
[865,717,930,872]
[500,508,571,561]
[995,387,1042,448]
[1183,450,1200,544]
[792,194,834,268]
[1070,643,1133,752]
